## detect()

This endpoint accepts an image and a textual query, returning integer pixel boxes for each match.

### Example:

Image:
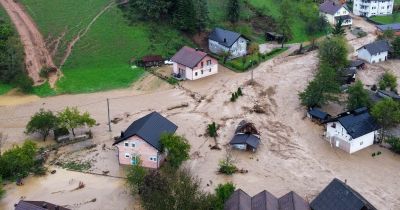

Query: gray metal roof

[278,191,310,210]
[113,112,177,151]
[349,60,365,68]
[377,90,400,100]
[171,46,208,69]
[230,134,260,149]
[251,190,279,210]
[336,108,379,139]
[310,178,377,210]
[224,189,252,210]
[319,1,343,15]
[358,40,390,55]
[15,200,70,210]
[308,108,329,120]
[376,23,400,31]
[209,28,243,48]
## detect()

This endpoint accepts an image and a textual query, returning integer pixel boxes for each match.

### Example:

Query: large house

[14,200,70,210]
[209,28,249,59]
[113,112,177,169]
[356,40,390,63]
[325,107,380,154]
[311,178,377,210]
[229,120,261,152]
[353,0,394,17]
[171,46,218,80]
[224,189,310,210]
[319,1,352,26]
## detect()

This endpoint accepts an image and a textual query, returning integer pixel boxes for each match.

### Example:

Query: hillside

[0,6,13,95]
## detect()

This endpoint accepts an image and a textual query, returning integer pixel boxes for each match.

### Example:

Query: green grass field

[370,13,400,24]
[0,4,14,95]
[20,0,192,95]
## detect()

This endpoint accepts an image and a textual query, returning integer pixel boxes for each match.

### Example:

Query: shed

[265,32,284,42]
[349,60,366,69]
[14,200,70,210]
[307,108,330,123]
[137,55,164,67]
[230,134,260,152]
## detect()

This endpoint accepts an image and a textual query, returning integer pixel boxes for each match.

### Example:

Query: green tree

[0,140,37,180]
[371,98,400,140]
[347,80,371,110]
[386,136,400,153]
[174,0,196,32]
[379,29,395,40]
[227,0,240,23]
[299,64,341,107]
[318,37,348,70]
[379,72,397,91]
[277,0,292,48]
[195,0,209,31]
[126,0,173,21]
[126,160,147,194]
[0,177,5,199]
[26,109,58,141]
[392,36,400,58]
[306,15,328,48]
[160,133,190,168]
[332,18,345,36]
[57,107,96,136]
[214,182,235,210]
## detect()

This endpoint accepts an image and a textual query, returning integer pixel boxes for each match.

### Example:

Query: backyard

[370,12,400,24]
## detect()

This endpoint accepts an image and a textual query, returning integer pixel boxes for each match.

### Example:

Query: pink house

[171,46,218,80]
[113,112,177,169]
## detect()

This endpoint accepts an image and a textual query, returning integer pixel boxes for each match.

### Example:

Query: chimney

[120,131,124,138]
[223,38,227,43]
[345,179,347,184]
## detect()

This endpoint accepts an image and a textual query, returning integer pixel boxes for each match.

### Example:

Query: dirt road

[0,0,59,85]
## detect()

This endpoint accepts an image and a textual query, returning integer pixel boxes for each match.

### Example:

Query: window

[195,72,198,76]
[131,143,136,148]
[201,70,204,75]
[207,60,211,65]
[331,123,336,128]
[150,156,157,161]
[124,142,129,147]
[360,141,363,145]
[201,62,203,67]
[209,69,211,72]
[125,153,130,158]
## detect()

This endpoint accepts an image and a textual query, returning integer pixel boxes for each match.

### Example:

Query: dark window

[195,72,198,76]
[207,60,211,65]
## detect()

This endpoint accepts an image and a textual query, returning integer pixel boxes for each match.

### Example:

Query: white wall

[321,7,352,26]
[208,37,247,59]
[232,144,247,150]
[349,132,375,153]
[357,48,388,63]
[353,0,394,17]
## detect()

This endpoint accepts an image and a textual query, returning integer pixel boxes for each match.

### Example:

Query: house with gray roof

[230,120,261,152]
[319,1,352,26]
[209,28,249,59]
[171,46,218,80]
[376,23,400,35]
[14,200,70,210]
[356,40,390,64]
[311,178,377,210]
[224,189,310,210]
[353,0,394,17]
[325,107,380,154]
[113,111,177,168]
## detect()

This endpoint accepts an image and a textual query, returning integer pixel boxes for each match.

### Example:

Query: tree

[299,64,341,107]
[347,80,371,110]
[227,0,240,23]
[0,177,5,199]
[26,109,58,141]
[306,15,328,48]
[57,107,96,136]
[126,160,147,194]
[207,122,219,138]
[160,133,190,168]
[318,37,348,70]
[332,18,345,36]
[126,0,173,21]
[378,29,395,40]
[392,36,400,58]
[378,72,397,91]
[277,0,293,48]
[214,182,235,210]
[195,0,209,31]
[386,136,400,153]
[371,98,400,140]
[174,0,197,32]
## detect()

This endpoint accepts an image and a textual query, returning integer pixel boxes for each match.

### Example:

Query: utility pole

[107,98,111,132]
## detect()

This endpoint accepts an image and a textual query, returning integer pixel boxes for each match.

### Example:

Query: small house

[229,120,261,152]
[356,40,390,64]
[353,0,393,17]
[325,107,380,154]
[265,32,284,42]
[209,28,249,59]
[376,23,400,36]
[311,178,377,210]
[113,112,177,169]
[341,68,356,84]
[138,55,164,67]
[307,108,330,123]
[224,189,310,210]
[171,46,218,80]
[349,60,366,70]
[14,200,70,210]
[319,1,352,26]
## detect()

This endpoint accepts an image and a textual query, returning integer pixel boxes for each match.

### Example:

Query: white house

[353,0,394,17]
[356,40,390,63]
[325,107,380,154]
[319,1,352,26]
[209,28,249,59]
[171,46,218,80]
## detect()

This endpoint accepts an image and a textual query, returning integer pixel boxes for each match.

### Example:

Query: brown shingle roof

[171,46,207,69]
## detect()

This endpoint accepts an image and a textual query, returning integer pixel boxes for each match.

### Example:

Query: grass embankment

[370,13,400,24]
[20,0,192,95]
[0,5,15,95]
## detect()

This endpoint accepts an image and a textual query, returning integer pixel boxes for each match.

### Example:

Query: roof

[357,40,390,55]
[142,55,163,62]
[112,112,177,151]
[230,134,260,149]
[224,189,252,210]
[171,46,208,69]
[308,108,329,120]
[209,28,244,48]
[350,60,365,67]
[376,23,400,31]
[377,90,400,100]
[335,15,351,21]
[335,108,379,139]
[310,178,377,210]
[319,1,344,15]
[225,189,309,210]
[235,120,260,135]
[15,200,70,210]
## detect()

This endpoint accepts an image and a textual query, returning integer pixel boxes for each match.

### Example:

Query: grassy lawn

[20,0,192,95]
[370,13,400,24]
[0,84,13,95]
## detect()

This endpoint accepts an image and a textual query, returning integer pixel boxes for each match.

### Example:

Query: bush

[237,87,243,96]
[0,177,4,199]
[386,136,400,153]
[379,72,397,91]
[160,133,190,168]
[214,182,235,210]
[207,122,219,138]
[218,159,237,175]
[167,77,178,85]
[230,93,236,102]
[127,161,147,194]
[14,74,33,93]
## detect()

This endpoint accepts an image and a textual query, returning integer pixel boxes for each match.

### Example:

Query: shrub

[14,74,33,93]
[0,177,4,199]
[218,159,237,175]
[167,77,178,85]
[160,133,190,168]
[127,160,147,194]
[379,72,397,91]
[214,182,235,210]
[237,87,243,96]
[207,122,219,138]
[386,136,400,153]
[230,93,236,102]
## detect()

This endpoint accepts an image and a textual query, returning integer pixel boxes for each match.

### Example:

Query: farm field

[370,12,400,24]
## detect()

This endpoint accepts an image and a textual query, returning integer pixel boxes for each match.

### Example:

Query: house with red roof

[171,46,218,80]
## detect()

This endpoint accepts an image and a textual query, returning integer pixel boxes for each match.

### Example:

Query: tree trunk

[72,128,75,137]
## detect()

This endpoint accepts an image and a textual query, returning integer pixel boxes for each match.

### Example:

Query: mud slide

[0,0,59,86]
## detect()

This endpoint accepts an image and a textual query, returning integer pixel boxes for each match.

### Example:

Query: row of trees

[0,19,32,92]
[26,107,96,141]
